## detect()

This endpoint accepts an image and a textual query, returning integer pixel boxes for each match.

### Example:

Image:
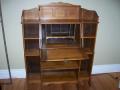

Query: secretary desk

[21,2,99,90]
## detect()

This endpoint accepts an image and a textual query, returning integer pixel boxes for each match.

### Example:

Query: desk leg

[0,85,2,90]
[88,76,91,86]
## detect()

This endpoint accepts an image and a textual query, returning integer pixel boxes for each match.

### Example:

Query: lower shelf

[25,49,40,56]
[27,71,90,85]
[79,71,90,80]
[84,48,93,54]
[42,71,78,85]
[28,73,41,84]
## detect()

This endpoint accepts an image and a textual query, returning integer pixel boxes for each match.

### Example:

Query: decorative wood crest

[22,2,98,23]
[39,2,80,7]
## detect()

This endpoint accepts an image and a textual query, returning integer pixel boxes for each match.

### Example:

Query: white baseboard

[0,69,26,79]
[0,64,120,79]
[92,64,120,74]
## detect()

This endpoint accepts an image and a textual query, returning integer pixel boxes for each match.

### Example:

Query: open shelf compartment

[79,71,89,80]
[41,71,78,85]
[25,49,40,56]
[24,24,39,39]
[26,56,40,73]
[27,73,41,84]
[83,23,97,37]
[82,38,95,51]
[24,39,40,56]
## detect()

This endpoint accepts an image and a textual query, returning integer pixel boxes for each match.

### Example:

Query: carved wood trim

[22,2,99,23]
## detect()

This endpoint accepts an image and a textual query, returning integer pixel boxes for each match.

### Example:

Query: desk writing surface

[44,48,89,61]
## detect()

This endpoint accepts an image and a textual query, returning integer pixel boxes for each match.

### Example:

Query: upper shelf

[21,2,99,24]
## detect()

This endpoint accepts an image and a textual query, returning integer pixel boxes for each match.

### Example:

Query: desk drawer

[41,61,79,71]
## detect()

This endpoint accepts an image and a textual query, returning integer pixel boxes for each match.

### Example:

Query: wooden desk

[21,2,99,89]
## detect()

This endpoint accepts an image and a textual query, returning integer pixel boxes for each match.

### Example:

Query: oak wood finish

[41,61,79,71]
[21,2,99,90]
[2,73,120,90]
[45,48,89,61]
[0,85,1,90]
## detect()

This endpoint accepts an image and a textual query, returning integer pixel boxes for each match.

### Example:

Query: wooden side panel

[22,8,39,23]
[82,9,98,21]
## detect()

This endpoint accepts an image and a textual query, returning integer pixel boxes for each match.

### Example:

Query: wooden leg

[88,76,91,86]
[0,85,2,90]
[77,82,80,90]
[40,83,43,90]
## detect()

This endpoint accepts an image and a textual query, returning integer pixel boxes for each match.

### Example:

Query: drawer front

[41,61,79,70]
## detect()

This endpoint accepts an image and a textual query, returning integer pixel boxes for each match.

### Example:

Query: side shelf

[79,71,89,80]
[25,49,40,56]
[26,56,40,73]
[24,24,39,38]
[28,73,41,84]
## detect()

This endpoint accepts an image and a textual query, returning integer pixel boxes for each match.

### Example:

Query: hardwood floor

[1,73,120,90]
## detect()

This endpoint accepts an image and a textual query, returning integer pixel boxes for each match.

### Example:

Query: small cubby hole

[80,54,94,74]
[26,56,40,73]
[25,39,39,49]
[24,24,39,38]
[83,23,97,37]
[83,38,95,51]
[41,24,80,45]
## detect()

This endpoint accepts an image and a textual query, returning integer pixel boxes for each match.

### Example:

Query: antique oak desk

[21,2,99,90]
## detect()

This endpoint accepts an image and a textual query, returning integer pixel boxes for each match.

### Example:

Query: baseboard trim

[0,64,120,79]
[0,69,26,79]
[92,64,120,74]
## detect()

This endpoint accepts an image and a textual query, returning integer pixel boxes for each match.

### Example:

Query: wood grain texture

[22,2,99,89]
[0,85,2,90]
[46,48,89,61]
[1,73,120,90]
[41,61,79,70]
[22,2,98,24]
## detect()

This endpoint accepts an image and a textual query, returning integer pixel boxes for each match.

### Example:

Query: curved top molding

[22,2,99,24]
[39,2,81,7]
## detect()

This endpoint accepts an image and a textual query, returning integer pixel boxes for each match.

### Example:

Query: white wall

[0,23,8,69]
[0,0,120,69]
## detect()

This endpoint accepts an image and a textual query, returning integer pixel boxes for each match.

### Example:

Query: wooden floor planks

[1,73,120,90]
